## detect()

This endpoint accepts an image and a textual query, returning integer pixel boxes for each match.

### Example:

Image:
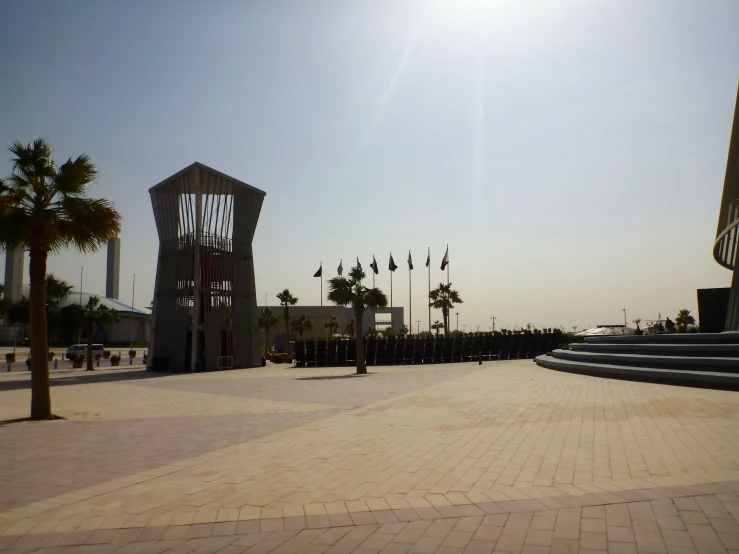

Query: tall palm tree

[429,282,463,337]
[276,289,298,354]
[291,314,313,339]
[328,266,387,374]
[0,139,121,419]
[431,320,445,337]
[675,309,696,332]
[258,307,279,354]
[81,296,120,370]
[324,315,338,337]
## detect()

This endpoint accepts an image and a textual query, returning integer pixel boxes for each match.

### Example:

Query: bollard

[96,357,100,368]
[54,359,58,369]
[478,350,482,365]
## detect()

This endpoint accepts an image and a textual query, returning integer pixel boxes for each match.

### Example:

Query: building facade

[260,305,405,349]
[714,82,739,331]
[148,163,265,372]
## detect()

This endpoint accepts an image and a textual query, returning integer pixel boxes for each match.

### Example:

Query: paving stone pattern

[1,361,739,552]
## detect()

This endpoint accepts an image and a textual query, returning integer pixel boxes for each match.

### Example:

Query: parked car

[65,344,105,360]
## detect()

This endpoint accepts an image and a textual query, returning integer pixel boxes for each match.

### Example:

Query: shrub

[110,354,121,366]
[128,350,136,357]
[5,352,15,363]
[103,350,111,359]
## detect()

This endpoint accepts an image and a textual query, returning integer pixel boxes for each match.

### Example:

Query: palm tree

[324,315,338,337]
[431,320,445,337]
[258,307,279,354]
[0,139,121,419]
[4,274,72,337]
[81,296,120,370]
[429,283,463,337]
[291,314,313,339]
[328,266,388,374]
[675,309,696,332]
[276,289,298,354]
[345,318,356,338]
[45,274,73,339]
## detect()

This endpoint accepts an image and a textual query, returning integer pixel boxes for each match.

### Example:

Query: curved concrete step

[551,349,739,373]
[584,332,739,344]
[569,342,739,357]
[534,354,739,389]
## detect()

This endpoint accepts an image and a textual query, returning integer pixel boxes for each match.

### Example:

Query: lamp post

[455,312,459,331]
[490,316,497,332]
[622,307,627,326]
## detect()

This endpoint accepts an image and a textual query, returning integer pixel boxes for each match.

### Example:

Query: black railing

[293,332,562,367]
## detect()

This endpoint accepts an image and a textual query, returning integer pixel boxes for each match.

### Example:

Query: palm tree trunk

[86,321,94,371]
[355,308,366,374]
[29,250,51,420]
[444,308,450,337]
[284,307,290,356]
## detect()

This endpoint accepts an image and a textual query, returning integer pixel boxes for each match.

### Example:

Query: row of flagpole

[313,246,449,334]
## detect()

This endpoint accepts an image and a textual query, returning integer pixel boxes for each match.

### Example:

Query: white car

[65,344,105,360]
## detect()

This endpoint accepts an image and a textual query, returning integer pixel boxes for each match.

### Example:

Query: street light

[622,307,627,326]
[455,312,459,331]
[490,315,497,332]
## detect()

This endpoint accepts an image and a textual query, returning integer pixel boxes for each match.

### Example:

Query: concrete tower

[3,248,24,301]
[714,82,739,330]
[106,238,121,300]
[148,163,265,372]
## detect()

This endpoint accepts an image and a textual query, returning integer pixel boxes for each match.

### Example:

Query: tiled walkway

[1,361,738,553]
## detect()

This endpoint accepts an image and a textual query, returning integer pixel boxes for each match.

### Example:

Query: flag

[407,250,413,270]
[370,255,379,275]
[440,246,449,270]
[389,254,398,272]
[425,248,430,268]
[356,256,362,270]
[313,264,322,277]
[337,259,343,276]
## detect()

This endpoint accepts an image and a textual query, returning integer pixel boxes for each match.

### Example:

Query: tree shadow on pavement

[294,373,373,381]
[0,368,164,393]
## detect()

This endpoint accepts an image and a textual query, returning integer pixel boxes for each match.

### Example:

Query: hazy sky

[1,0,738,332]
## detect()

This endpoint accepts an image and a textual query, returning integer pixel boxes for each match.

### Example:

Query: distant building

[260,305,404,350]
[64,292,150,344]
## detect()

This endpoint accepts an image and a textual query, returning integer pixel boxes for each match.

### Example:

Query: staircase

[534,332,739,389]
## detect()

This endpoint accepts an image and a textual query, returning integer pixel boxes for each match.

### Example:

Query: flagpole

[446,244,450,333]
[427,247,431,335]
[409,259,412,337]
[320,262,324,338]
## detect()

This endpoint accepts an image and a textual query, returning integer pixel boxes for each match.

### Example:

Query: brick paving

[1,361,739,552]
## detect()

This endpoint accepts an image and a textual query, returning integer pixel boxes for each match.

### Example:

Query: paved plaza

[1,361,739,553]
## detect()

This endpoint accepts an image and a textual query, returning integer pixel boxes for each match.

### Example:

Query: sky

[1,0,738,333]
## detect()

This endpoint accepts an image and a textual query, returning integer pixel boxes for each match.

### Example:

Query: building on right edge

[714,82,739,331]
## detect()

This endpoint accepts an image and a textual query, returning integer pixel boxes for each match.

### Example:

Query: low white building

[64,292,150,344]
